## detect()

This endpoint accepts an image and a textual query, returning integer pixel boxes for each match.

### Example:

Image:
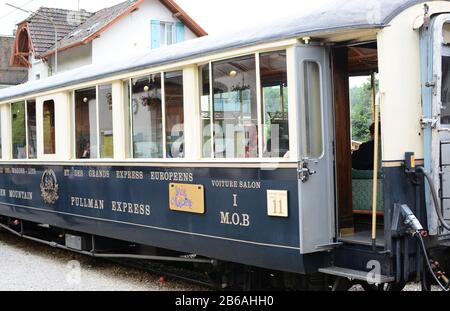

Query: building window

[131,74,163,158]
[160,22,175,46]
[43,100,56,154]
[260,51,289,158]
[11,100,36,159]
[75,87,97,159]
[164,70,184,158]
[212,55,258,158]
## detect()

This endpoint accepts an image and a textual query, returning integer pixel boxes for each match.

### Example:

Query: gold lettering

[111,201,151,216]
[70,197,104,210]
[220,212,250,227]
[116,170,143,180]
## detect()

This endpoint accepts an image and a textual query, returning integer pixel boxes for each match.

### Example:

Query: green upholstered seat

[352,169,384,212]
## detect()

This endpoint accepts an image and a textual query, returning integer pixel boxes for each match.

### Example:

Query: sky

[0,0,336,36]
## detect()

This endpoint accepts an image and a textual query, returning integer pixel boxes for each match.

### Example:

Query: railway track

[107,258,217,289]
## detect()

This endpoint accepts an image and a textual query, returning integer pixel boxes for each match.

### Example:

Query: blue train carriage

[1,0,450,290]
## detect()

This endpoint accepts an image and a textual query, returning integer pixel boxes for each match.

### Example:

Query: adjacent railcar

[1,0,450,290]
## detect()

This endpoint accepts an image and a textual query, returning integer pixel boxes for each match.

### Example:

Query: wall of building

[29,43,92,82]
[92,0,196,64]
[49,43,92,74]
[29,56,49,81]
[0,36,27,86]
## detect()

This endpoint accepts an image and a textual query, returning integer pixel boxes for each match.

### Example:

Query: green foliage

[350,78,378,142]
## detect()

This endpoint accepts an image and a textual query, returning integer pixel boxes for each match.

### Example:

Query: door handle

[298,161,317,182]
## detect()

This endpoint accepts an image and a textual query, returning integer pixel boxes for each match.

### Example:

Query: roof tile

[53,0,139,53]
[25,7,94,56]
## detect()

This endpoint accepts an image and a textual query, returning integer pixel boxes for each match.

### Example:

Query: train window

[131,74,163,159]
[212,55,258,158]
[0,109,2,158]
[11,101,26,159]
[302,61,323,158]
[124,80,132,157]
[164,71,184,158]
[43,100,56,154]
[260,51,289,158]
[27,100,37,159]
[75,87,97,159]
[441,56,450,124]
[98,84,114,158]
[200,64,212,157]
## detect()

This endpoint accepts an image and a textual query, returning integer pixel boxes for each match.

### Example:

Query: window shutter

[176,22,185,43]
[151,20,160,49]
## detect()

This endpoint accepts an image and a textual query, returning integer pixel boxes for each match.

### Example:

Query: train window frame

[0,108,2,159]
[198,49,292,161]
[164,70,185,159]
[74,86,98,159]
[26,99,37,159]
[128,72,165,159]
[98,84,114,158]
[48,49,295,164]
[43,99,56,155]
[73,84,114,160]
[440,48,450,124]
[300,59,325,160]
[211,54,260,159]
[10,99,36,160]
[260,50,289,158]
[127,68,186,160]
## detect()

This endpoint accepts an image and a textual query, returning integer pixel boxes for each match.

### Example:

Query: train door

[296,45,335,254]
[421,15,450,236]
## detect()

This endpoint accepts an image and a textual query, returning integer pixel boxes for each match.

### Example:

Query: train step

[318,266,395,283]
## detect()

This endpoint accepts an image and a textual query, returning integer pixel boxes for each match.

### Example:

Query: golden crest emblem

[40,169,59,205]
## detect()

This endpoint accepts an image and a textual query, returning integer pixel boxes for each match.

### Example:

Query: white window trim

[128,70,183,160]
[7,49,296,164]
[199,50,293,161]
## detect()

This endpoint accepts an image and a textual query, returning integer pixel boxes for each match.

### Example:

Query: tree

[350,78,378,142]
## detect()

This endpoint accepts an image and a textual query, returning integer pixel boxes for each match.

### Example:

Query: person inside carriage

[352,122,380,170]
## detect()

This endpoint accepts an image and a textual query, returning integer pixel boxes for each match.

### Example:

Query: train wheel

[331,277,353,291]
[385,281,406,291]
[361,281,406,291]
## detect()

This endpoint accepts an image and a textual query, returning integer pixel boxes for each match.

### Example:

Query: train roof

[0,0,435,102]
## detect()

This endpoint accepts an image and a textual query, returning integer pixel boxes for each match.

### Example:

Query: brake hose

[414,167,450,290]
[416,167,450,231]
[414,232,449,291]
